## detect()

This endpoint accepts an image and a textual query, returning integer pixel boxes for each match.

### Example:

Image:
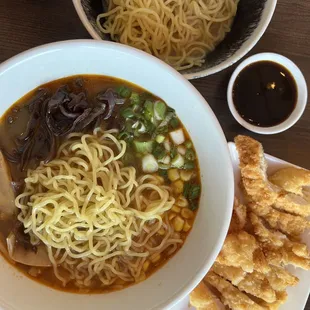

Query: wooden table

[0,0,309,309]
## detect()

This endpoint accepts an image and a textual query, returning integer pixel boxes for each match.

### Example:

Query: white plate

[170,142,310,310]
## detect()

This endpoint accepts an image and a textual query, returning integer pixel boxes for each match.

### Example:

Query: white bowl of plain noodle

[72,0,277,79]
[0,40,234,310]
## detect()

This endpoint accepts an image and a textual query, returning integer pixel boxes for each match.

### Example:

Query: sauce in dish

[232,61,297,127]
[0,75,201,293]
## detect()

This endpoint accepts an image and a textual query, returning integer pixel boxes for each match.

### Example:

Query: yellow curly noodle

[16,128,182,288]
[96,0,239,70]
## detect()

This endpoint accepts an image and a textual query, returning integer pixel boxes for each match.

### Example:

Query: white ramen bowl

[0,40,234,310]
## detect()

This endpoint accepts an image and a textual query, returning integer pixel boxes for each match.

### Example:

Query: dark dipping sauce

[232,61,297,127]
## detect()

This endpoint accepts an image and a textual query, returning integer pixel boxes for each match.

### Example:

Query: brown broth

[0,75,200,294]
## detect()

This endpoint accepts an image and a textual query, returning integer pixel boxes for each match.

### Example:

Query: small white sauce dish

[227,52,308,134]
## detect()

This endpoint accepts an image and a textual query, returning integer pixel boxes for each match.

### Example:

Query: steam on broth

[0,75,201,293]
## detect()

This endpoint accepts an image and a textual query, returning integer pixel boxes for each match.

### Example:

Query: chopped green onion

[142,154,158,173]
[185,149,196,161]
[116,86,132,98]
[144,120,156,134]
[184,140,193,149]
[156,134,166,144]
[183,183,201,200]
[152,143,166,160]
[156,125,168,134]
[188,184,201,200]
[121,108,135,119]
[133,140,154,154]
[154,101,167,121]
[183,182,191,198]
[170,117,179,129]
[159,155,171,165]
[130,92,140,105]
[157,112,174,130]
[183,161,195,170]
[143,100,154,122]
[118,131,132,142]
[177,145,186,155]
[169,128,185,145]
[158,163,170,170]
[170,146,177,158]
[164,139,171,152]
[189,202,198,211]
[171,153,184,168]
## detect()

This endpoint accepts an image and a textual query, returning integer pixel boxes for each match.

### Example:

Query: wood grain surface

[0,0,310,308]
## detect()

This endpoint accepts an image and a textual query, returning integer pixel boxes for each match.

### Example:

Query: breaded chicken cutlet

[190,136,310,310]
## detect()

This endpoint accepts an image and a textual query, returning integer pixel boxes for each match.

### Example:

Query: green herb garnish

[116,86,132,98]
[183,161,195,170]
[152,143,166,160]
[185,149,196,161]
[170,117,179,129]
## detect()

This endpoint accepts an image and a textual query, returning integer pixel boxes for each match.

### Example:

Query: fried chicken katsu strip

[212,263,276,303]
[248,202,309,237]
[190,281,225,310]
[216,231,258,273]
[234,135,280,207]
[269,167,310,196]
[273,193,310,217]
[258,291,288,310]
[229,198,247,234]
[250,213,310,269]
[267,265,298,291]
[205,272,266,310]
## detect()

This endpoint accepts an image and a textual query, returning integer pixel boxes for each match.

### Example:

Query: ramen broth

[0,75,201,293]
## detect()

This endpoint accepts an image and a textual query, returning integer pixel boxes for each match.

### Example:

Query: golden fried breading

[248,202,309,237]
[212,263,246,285]
[229,198,247,233]
[205,272,266,310]
[273,192,310,217]
[258,291,288,310]
[250,213,310,269]
[235,135,280,207]
[249,213,284,247]
[269,167,310,196]
[216,231,258,273]
[190,281,224,310]
[235,136,310,217]
[267,265,298,291]
[253,248,271,274]
[212,263,276,303]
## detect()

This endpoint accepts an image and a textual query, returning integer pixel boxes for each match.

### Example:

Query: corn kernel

[168,212,177,221]
[176,195,189,208]
[137,272,146,282]
[171,205,181,213]
[172,179,184,194]
[173,216,185,232]
[150,253,161,263]
[180,170,193,182]
[168,169,180,182]
[157,228,165,235]
[143,260,150,271]
[181,208,194,219]
[183,220,192,232]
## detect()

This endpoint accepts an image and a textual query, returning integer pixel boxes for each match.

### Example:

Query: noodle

[15,128,182,288]
[96,0,239,70]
